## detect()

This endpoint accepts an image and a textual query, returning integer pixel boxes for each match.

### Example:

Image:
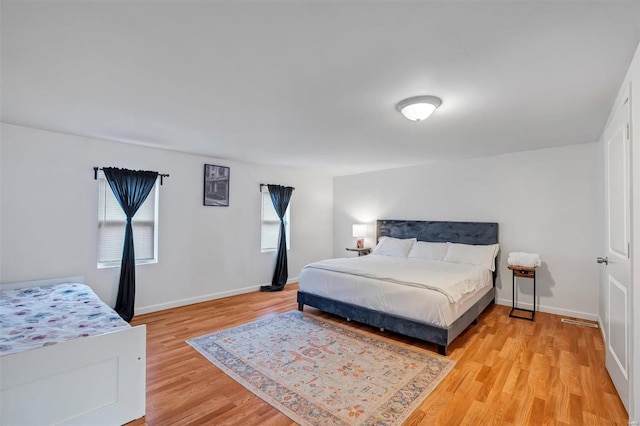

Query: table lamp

[352,224,367,248]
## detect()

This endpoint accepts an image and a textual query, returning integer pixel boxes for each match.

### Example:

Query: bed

[0,276,146,426]
[297,220,499,356]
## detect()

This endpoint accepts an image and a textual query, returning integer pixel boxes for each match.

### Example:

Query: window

[97,172,159,268]
[261,187,290,252]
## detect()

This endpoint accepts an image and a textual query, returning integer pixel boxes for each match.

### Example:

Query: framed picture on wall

[203,164,230,206]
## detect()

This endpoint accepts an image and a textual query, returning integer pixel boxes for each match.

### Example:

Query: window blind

[260,189,290,252]
[97,175,158,266]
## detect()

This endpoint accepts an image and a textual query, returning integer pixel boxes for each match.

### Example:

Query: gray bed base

[297,219,499,356]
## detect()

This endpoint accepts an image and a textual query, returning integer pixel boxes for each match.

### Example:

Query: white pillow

[371,237,416,258]
[407,241,449,261]
[443,243,500,271]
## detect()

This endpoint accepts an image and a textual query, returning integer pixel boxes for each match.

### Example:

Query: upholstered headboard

[376,220,498,245]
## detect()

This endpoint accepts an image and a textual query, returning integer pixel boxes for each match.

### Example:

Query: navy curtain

[103,167,158,322]
[260,185,294,292]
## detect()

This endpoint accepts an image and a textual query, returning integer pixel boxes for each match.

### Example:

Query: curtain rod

[93,167,170,185]
[259,183,296,192]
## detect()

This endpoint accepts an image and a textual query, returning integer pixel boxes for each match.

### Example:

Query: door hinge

[626,122,630,140]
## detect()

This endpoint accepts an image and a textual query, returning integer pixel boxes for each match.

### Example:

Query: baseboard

[598,316,606,342]
[495,298,597,322]
[136,277,298,315]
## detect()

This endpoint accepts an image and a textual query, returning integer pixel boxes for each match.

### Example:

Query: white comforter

[303,254,490,303]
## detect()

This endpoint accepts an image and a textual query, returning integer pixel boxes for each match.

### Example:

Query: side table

[345,247,371,256]
[508,265,536,321]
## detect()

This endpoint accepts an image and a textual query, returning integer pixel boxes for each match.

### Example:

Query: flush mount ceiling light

[396,95,442,121]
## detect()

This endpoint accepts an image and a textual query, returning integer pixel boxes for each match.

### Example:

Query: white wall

[0,124,333,314]
[334,143,603,320]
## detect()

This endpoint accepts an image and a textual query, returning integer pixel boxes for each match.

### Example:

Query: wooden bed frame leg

[438,345,447,356]
[472,318,478,325]
[297,302,304,311]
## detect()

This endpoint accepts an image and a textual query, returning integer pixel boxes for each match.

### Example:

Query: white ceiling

[2,1,640,176]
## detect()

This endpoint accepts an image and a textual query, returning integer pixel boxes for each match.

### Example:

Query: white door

[602,90,631,412]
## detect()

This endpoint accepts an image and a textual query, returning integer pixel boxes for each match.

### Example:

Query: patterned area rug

[187,311,454,425]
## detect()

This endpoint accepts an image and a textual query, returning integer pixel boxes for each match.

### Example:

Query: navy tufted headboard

[377,220,498,245]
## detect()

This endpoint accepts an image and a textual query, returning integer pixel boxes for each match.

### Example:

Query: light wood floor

[129,283,628,425]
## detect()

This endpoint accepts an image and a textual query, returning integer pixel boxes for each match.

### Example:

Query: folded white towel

[508,252,541,268]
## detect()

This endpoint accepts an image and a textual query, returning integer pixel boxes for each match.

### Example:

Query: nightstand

[508,265,536,321]
[345,247,371,256]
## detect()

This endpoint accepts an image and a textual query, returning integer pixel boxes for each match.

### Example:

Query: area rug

[187,311,454,425]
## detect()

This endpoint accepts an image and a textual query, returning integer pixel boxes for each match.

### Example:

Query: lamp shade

[352,224,367,238]
[396,95,442,121]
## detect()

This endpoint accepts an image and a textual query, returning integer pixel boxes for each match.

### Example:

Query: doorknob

[597,256,609,265]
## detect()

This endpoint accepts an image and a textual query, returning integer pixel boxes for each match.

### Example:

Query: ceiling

[2,1,640,176]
